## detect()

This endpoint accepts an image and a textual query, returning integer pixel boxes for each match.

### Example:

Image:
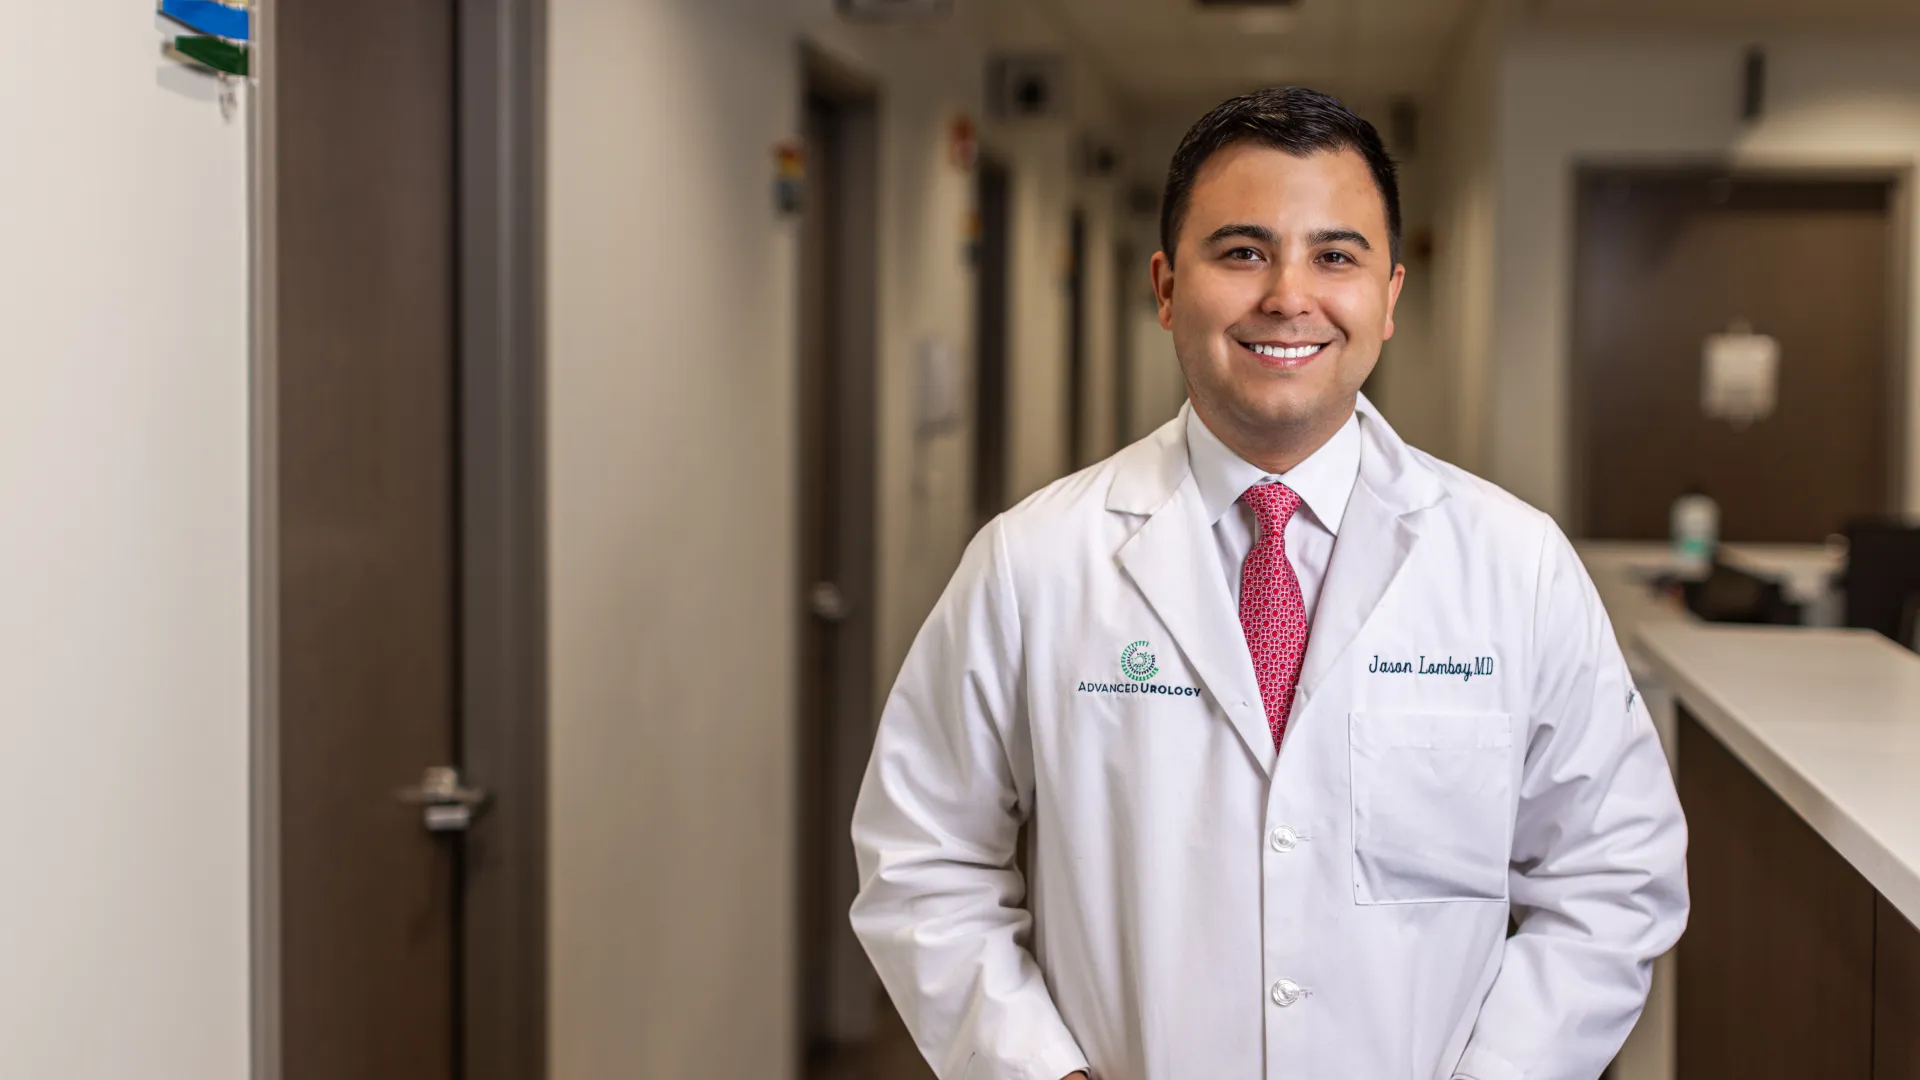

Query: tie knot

[1240,481,1303,532]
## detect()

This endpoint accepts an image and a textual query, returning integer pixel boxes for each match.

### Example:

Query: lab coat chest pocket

[1348,710,1513,904]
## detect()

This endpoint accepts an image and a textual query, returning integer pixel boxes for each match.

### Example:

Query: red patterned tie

[1239,482,1310,750]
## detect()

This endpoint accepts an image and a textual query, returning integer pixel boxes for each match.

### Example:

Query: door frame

[455,0,549,1075]
[1565,160,1913,537]
[1066,207,1088,471]
[247,0,549,1075]
[1112,238,1135,451]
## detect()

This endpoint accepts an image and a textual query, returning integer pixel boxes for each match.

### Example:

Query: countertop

[1636,622,1920,926]
[1575,540,1846,670]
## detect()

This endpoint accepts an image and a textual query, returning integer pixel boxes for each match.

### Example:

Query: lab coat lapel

[1296,398,1446,701]
[1111,417,1274,776]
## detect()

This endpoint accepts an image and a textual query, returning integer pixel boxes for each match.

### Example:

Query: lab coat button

[1270,979,1302,1007]
[1269,825,1299,852]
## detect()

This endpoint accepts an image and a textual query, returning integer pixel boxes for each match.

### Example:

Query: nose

[1260,257,1312,320]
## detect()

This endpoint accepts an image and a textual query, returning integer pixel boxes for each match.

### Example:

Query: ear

[1150,251,1176,331]
[1381,262,1407,341]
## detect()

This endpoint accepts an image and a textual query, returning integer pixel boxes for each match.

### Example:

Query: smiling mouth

[1243,341,1327,360]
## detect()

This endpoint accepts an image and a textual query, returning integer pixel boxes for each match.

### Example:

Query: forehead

[1184,143,1386,242]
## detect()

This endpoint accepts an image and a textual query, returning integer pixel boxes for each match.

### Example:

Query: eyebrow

[1202,223,1276,247]
[1201,223,1373,251]
[1309,227,1372,250]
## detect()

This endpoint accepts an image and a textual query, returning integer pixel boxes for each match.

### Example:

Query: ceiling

[1025,0,1920,117]
[1532,0,1920,30]
[1034,0,1478,112]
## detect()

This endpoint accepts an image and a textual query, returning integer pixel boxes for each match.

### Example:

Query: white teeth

[1249,342,1325,360]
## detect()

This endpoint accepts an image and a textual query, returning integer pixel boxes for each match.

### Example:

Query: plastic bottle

[1670,489,1720,577]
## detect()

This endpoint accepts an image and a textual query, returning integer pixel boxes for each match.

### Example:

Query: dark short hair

[1159,86,1402,267]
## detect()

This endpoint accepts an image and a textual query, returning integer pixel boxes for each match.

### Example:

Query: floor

[809,995,936,1080]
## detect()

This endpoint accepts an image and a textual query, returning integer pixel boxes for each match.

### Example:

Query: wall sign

[160,0,250,107]
[773,140,806,216]
[1701,320,1780,430]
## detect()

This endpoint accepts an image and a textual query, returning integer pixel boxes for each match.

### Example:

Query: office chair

[1681,559,1802,625]
[1839,519,1920,652]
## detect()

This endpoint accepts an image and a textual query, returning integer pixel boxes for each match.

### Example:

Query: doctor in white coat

[850,87,1687,1080]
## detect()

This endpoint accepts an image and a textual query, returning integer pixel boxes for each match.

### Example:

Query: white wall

[1120,113,1195,443]
[0,9,251,1080]
[1079,181,1123,459]
[1425,0,1504,471]
[544,1,1123,1075]
[1371,136,1442,452]
[846,26,991,706]
[986,3,1129,500]
[1492,31,1920,520]
[998,122,1082,499]
[546,3,801,1074]
[1344,92,1441,453]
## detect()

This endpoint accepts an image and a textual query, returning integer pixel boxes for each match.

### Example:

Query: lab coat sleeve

[1453,524,1690,1080]
[849,517,1090,1080]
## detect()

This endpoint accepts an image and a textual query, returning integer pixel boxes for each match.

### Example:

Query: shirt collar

[1185,404,1362,534]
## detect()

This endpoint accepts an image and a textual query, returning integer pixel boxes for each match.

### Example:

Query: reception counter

[1577,541,1845,1080]
[1636,623,1920,1079]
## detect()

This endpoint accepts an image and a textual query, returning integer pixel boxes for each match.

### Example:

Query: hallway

[11,0,1920,1078]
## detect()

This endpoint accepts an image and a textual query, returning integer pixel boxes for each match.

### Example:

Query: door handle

[396,765,489,833]
[808,581,849,623]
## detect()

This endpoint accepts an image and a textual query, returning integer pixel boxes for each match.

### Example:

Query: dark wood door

[797,64,882,1067]
[1572,171,1898,541]
[275,0,462,1074]
[972,156,1012,528]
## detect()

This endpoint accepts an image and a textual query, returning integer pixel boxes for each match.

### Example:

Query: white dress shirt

[1185,404,1362,626]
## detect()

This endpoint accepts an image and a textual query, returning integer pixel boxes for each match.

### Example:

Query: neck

[1192,395,1356,475]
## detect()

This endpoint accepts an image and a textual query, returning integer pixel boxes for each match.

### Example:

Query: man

[850,87,1687,1080]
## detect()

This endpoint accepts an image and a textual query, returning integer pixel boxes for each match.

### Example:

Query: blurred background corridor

[7,0,1920,1078]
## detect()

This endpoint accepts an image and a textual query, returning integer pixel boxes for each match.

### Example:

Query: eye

[1319,250,1356,266]
[1225,247,1264,262]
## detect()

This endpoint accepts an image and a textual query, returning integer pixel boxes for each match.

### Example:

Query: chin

[1234,385,1332,429]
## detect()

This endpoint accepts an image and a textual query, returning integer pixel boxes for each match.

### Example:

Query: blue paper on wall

[159,0,250,43]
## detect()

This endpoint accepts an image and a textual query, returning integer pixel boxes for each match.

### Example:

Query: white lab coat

[850,397,1688,1080]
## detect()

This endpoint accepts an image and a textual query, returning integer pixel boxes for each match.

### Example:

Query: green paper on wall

[175,34,247,76]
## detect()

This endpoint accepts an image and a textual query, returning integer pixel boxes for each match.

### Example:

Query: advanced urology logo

[1120,640,1159,682]
[1079,639,1200,699]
